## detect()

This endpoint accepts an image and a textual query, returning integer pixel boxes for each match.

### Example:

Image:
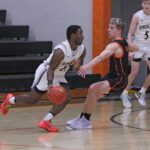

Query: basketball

[48,86,68,105]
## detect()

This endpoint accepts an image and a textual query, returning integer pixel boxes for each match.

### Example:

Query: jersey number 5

[145,31,149,40]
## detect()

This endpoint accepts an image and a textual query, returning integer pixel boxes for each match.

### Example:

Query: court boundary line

[110,107,150,131]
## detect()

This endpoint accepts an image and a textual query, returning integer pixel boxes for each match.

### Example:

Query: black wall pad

[0,25,29,39]
[65,74,101,88]
[0,74,101,92]
[0,56,47,74]
[0,41,53,56]
[0,10,6,24]
[0,74,34,92]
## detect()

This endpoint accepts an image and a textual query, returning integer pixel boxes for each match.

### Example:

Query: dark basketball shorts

[100,73,128,93]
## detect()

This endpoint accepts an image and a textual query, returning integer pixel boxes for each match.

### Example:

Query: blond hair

[110,18,125,32]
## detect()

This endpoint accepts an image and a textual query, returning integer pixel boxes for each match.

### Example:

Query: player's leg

[143,61,150,90]
[16,69,46,104]
[50,83,71,115]
[69,80,110,129]
[135,59,150,106]
[126,60,140,90]
[1,90,43,115]
[121,60,140,108]
[1,63,46,115]
[39,82,71,132]
[83,81,110,113]
[68,73,128,129]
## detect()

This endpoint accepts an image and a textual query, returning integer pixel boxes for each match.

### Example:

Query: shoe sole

[39,125,59,132]
[1,103,11,115]
[39,123,59,132]
[68,125,92,130]
[66,126,92,130]
[39,126,59,132]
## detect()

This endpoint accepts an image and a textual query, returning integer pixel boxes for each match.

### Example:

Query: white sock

[9,97,16,104]
[139,87,146,94]
[122,90,128,95]
[43,113,54,121]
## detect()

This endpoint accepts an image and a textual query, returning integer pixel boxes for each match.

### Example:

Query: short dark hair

[66,25,81,40]
[110,18,125,32]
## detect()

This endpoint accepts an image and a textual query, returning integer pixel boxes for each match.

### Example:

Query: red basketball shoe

[1,93,14,115]
[39,120,59,132]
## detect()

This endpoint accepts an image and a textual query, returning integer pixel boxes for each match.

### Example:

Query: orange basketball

[48,86,68,105]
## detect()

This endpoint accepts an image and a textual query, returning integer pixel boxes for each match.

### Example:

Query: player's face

[142,0,150,15]
[108,24,120,40]
[74,28,84,45]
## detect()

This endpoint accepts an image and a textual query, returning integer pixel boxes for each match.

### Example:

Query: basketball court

[0,99,150,150]
[0,0,150,149]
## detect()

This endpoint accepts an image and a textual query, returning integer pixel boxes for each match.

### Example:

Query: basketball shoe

[38,120,59,132]
[120,93,132,108]
[69,116,92,129]
[66,116,80,125]
[1,93,14,115]
[135,91,146,107]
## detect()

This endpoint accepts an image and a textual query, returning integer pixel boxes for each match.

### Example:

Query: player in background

[121,0,150,108]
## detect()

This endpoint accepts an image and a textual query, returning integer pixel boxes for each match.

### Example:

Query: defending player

[67,18,139,129]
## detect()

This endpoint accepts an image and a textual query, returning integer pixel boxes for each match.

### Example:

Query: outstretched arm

[78,43,118,77]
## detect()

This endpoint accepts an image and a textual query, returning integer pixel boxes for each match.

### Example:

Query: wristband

[48,80,53,86]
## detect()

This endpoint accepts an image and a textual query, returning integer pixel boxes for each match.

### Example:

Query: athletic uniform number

[59,65,68,72]
[145,31,149,40]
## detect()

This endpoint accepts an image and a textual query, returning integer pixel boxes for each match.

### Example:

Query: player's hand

[128,52,135,61]
[78,65,87,78]
[72,59,81,70]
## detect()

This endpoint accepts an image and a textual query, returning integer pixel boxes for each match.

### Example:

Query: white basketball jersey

[133,10,150,47]
[44,40,84,77]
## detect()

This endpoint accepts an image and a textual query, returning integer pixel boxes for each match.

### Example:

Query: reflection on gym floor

[0,100,150,150]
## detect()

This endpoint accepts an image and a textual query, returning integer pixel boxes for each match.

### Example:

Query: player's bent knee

[26,96,39,104]
[88,85,97,95]
[130,70,139,76]
[30,98,39,104]
[62,96,72,106]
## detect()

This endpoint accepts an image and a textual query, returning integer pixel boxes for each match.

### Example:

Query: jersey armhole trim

[112,42,124,59]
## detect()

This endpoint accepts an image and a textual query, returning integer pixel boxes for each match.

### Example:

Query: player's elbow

[131,45,139,52]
